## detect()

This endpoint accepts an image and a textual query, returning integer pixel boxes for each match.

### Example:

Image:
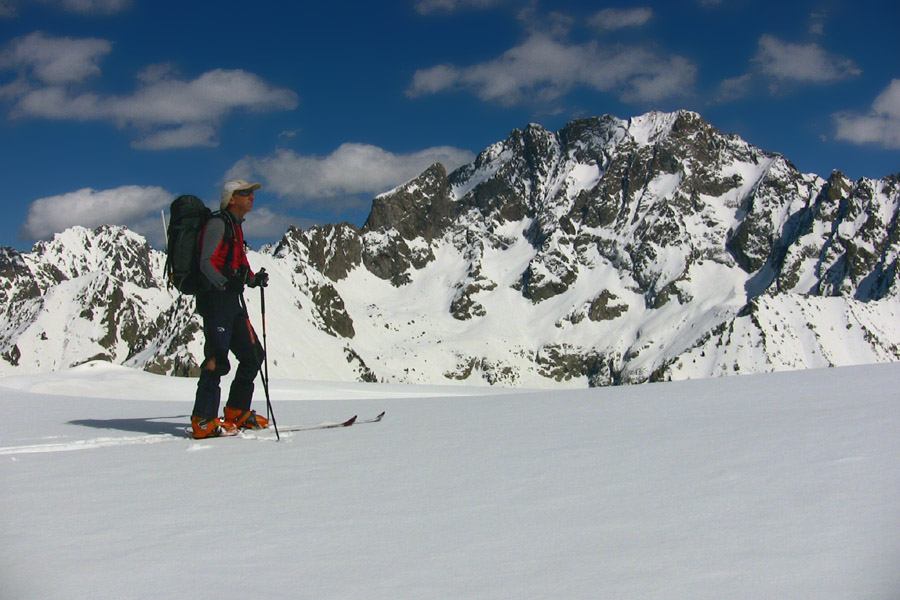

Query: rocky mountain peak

[29,225,158,289]
[363,162,456,242]
[1,110,898,387]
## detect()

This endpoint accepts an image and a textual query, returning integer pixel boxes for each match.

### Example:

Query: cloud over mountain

[407,33,695,105]
[229,143,475,208]
[21,185,171,245]
[753,34,861,85]
[834,79,900,149]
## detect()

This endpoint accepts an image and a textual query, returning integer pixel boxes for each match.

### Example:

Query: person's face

[229,189,254,217]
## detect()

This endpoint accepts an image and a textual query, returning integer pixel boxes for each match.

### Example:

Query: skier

[190,179,271,439]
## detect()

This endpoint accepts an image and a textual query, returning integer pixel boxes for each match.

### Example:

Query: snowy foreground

[1,362,899,599]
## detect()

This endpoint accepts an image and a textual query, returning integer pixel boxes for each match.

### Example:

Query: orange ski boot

[223,407,269,430]
[191,416,238,439]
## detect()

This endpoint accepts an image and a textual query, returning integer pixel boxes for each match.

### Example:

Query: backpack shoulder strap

[214,210,236,243]
[209,210,238,272]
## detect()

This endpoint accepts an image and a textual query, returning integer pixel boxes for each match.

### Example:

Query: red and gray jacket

[198,210,254,291]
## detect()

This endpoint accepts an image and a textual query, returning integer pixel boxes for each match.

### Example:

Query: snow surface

[1,361,899,599]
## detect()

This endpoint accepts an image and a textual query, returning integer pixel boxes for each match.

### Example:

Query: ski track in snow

[0,418,388,455]
[0,433,179,455]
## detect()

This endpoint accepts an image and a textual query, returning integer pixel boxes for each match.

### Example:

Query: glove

[248,268,269,288]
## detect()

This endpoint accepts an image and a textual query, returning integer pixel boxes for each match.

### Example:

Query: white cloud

[1,0,129,17]
[0,31,111,84]
[620,56,695,103]
[589,7,653,31]
[10,68,298,128]
[21,186,320,246]
[713,34,861,104]
[135,62,174,85]
[0,0,131,19]
[111,68,298,130]
[808,10,828,35]
[11,85,101,120]
[131,124,218,150]
[21,185,172,244]
[415,0,502,15]
[407,64,461,97]
[0,76,29,99]
[57,0,130,14]
[753,34,861,84]
[872,80,900,118]
[228,143,475,207]
[239,206,310,242]
[407,34,695,105]
[711,73,753,104]
[834,79,900,149]
[0,34,299,150]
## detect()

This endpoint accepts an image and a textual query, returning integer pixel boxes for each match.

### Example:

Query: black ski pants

[192,290,263,420]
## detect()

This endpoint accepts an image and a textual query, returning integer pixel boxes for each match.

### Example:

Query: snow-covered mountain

[1,110,899,384]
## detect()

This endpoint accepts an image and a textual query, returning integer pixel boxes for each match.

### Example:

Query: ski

[183,412,385,438]
[361,411,386,424]
[278,411,385,433]
[278,415,358,432]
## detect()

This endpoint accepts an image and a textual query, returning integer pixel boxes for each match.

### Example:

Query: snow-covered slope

[1,110,898,385]
[1,362,898,599]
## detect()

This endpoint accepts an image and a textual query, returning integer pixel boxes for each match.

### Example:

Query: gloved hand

[248,268,269,288]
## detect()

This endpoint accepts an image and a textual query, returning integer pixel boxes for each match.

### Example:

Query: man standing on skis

[190,179,271,439]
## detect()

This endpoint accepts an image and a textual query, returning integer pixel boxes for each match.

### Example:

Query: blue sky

[1,0,898,251]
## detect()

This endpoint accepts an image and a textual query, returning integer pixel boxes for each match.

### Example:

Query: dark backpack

[164,195,237,295]
[164,195,213,295]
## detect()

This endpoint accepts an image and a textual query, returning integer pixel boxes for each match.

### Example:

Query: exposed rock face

[1,111,898,386]
[364,163,459,242]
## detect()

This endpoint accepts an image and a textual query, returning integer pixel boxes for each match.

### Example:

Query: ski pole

[259,284,279,440]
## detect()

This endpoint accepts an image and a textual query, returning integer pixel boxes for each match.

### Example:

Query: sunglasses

[235,189,255,197]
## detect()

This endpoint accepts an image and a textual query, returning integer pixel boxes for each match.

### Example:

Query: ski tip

[343,415,358,426]
[373,411,385,422]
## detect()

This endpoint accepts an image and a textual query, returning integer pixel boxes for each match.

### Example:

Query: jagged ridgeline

[2,111,899,385]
